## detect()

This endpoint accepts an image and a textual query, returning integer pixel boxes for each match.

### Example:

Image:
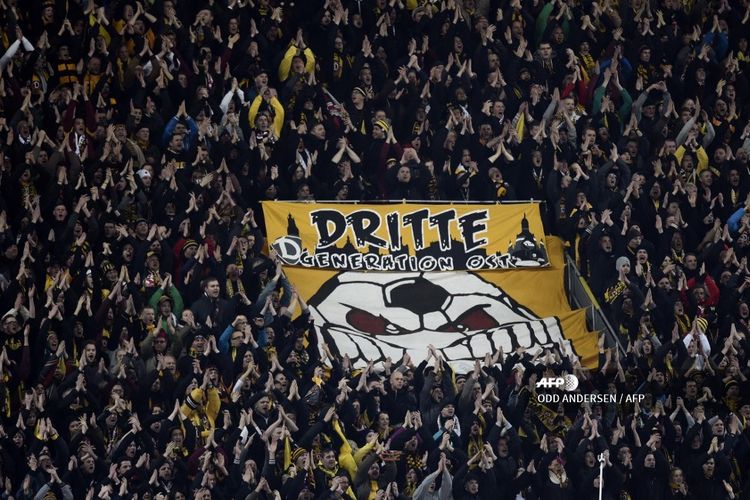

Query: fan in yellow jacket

[278,33,316,83]
[247,91,285,139]
[180,383,221,444]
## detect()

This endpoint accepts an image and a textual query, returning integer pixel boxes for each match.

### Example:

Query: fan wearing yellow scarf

[353,449,397,500]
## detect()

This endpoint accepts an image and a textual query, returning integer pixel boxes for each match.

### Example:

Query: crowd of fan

[1,0,750,498]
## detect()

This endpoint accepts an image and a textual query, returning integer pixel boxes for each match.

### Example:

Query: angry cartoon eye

[438,305,500,332]
[346,308,402,335]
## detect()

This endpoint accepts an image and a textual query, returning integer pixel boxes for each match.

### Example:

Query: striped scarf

[225,278,245,298]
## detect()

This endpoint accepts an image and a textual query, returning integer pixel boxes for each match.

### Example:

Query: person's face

[455,376,466,393]
[265,327,275,344]
[135,125,150,142]
[470,420,481,436]
[368,462,380,480]
[337,476,350,491]
[441,403,455,418]
[322,451,337,469]
[712,148,728,168]
[227,18,239,34]
[308,123,326,140]
[371,123,387,140]
[141,307,155,325]
[551,27,564,44]
[490,101,505,119]
[712,419,724,436]
[297,183,313,200]
[378,412,390,429]
[465,479,479,494]
[164,355,176,372]
[696,67,706,84]
[671,468,684,485]
[683,254,697,270]
[539,43,552,59]
[397,166,411,183]
[146,254,160,271]
[171,428,184,445]
[632,249,647,267]
[391,372,405,389]
[487,52,500,71]
[479,123,493,139]
[47,332,60,352]
[657,276,672,292]
[105,411,118,428]
[558,99,573,116]
[619,263,631,278]
[637,338,652,356]
[617,446,631,464]
[583,129,596,146]
[524,151,541,170]
[88,56,102,75]
[256,396,271,414]
[79,455,95,473]
[404,434,419,452]
[193,336,206,352]
[699,169,714,188]
[153,332,168,352]
[582,450,596,467]
[159,462,172,479]
[84,344,96,363]
[230,327,245,347]
[685,381,697,397]
[723,169,740,189]
[53,204,68,222]
[274,373,288,391]
[2,315,20,334]
[703,458,715,476]
[170,134,184,151]
[597,173,616,192]
[360,67,372,86]
[205,280,220,298]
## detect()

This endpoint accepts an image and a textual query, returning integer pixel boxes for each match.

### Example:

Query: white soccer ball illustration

[307,271,573,368]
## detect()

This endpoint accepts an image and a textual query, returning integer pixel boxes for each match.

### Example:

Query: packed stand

[1,0,750,498]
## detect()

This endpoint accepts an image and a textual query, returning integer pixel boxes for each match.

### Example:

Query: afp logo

[536,374,579,392]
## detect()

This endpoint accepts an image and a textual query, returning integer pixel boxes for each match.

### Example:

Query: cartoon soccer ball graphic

[307,271,573,369]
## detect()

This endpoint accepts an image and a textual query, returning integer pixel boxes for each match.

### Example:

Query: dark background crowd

[1,0,750,498]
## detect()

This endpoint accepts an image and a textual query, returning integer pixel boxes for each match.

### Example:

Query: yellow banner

[283,237,598,369]
[263,202,549,271]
